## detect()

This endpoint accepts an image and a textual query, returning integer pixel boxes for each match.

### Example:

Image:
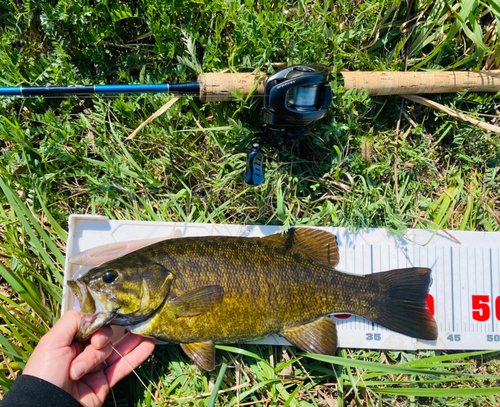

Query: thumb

[42,310,82,348]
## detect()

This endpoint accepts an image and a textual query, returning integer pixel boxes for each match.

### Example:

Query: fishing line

[109,386,117,407]
[109,343,161,405]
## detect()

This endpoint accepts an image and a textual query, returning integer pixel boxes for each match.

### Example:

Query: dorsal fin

[262,228,339,268]
[292,228,339,268]
[265,228,339,268]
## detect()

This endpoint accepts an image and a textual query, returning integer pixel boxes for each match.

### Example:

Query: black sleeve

[0,375,83,407]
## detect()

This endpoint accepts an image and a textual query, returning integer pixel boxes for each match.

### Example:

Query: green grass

[1,0,500,405]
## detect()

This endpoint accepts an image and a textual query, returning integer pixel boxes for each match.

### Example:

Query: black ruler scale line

[459,246,465,332]
[450,247,455,332]
[342,238,348,330]
[456,245,461,332]
[467,247,472,332]
[434,246,442,331]
[474,248,478,295]
[354,243,358,330]
[370,245,373,274]
[498,248,500,333]
[490,248,495,333]
[442,247,452,331]
[483,248,486,332]
[459,246,463,332]
[371,245,374,331]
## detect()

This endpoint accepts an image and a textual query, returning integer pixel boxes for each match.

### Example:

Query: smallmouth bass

[68,228,437,371]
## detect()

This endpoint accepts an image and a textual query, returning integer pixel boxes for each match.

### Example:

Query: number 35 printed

[366,333,381,341]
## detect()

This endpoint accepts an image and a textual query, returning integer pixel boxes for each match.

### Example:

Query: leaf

[0,178,65,284]
[302,353,459,376]
[402,95,500,133]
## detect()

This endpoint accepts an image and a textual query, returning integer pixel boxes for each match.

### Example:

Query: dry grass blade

[109,344,160,405]
[402,94,500,133]
[127,96,182,140]
[406,214,462,244]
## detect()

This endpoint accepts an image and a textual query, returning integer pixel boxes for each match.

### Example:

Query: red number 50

[472,295,491,322]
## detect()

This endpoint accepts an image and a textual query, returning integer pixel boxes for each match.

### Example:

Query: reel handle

[198,70,500,101]
[198,73,266,101]
[244,144,264,186]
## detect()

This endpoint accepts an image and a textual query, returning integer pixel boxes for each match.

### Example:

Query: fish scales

[131,235,373,343]
[68,228,438,371]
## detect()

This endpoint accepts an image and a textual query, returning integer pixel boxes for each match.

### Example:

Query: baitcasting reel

[245,65,333,186]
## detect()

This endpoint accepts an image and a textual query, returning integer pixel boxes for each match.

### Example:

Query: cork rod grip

[341,70,500,96]
[198,73,266,101]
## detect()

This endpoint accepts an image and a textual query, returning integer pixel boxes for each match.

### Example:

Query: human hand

[23,310,155,407]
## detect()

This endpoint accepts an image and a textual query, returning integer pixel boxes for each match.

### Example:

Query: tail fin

[369,267,437,340]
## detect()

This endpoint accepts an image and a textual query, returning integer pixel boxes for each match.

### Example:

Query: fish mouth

[67,277,164,340]
[68,279,115,341]
[75,312,116,341]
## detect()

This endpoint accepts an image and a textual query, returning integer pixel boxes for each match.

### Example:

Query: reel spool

[245,65,333,186]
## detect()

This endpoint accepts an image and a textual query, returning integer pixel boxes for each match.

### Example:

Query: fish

[67,228,438,371]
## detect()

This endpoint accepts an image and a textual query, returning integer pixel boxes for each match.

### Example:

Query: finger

[40,310,81,349]
[71,341,84,357]
[106,339,155,388]
[106,333,145,366]
[90,326,113,350]
[76,371,110,406]
[87,359,109,375]
[69,342,113,381]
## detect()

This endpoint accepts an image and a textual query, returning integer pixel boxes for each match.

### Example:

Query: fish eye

[102,271,118,284]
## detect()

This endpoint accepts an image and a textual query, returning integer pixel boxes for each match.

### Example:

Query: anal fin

[180,341,215,371]
[281,317,338,355]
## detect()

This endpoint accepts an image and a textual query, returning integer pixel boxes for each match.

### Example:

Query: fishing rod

[2,68,500,98]
[2,66,500,185]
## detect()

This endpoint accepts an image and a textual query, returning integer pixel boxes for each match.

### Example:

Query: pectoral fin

[280,317,338,355]
[180,341,215,371]
[170,285,224,318]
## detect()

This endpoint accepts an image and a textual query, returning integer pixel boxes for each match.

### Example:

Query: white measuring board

[63,215,500,351]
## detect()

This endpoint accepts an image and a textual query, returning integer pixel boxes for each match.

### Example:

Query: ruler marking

[450,246,455,332]
[482,247,485,294]
[459,246,463,331]
[354,242,357,274]
[482,247,485,297]
[412,239,415,267]
[455,245,460,331]
[460,246,463,332]
[353,243,357,332]
[379,245,382,273]
[370,245,373,274]
[430,244,435,323]
[396,242,399,268]
[498,248,500,333]
[491,248,494,333]
[362,245,364,274]
[467,247,471,331]
[437,246,445,330]
[371,245,374,331]
[474,248,477,293]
